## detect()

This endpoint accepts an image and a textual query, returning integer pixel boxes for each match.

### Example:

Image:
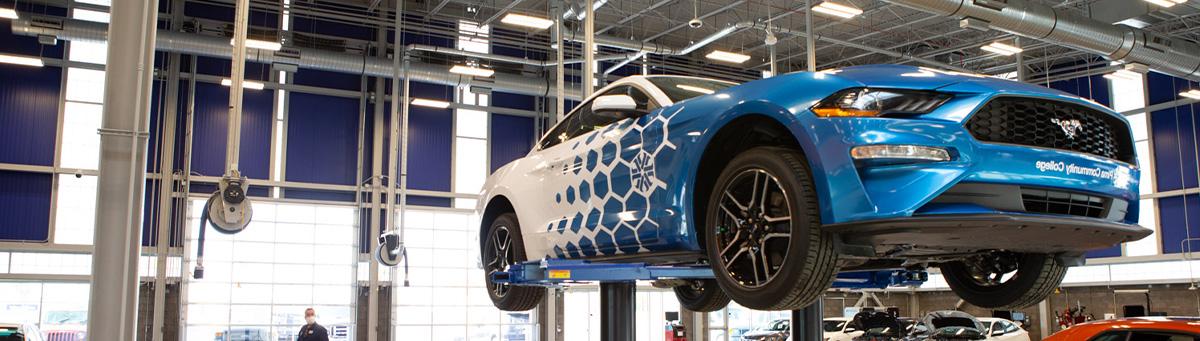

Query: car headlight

[812,88,951,117]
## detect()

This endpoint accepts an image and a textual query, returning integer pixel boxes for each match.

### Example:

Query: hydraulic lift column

[792,300,823,341]
[600,282,636,341]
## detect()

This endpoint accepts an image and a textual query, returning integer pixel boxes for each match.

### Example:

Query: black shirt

[297,323,329,341]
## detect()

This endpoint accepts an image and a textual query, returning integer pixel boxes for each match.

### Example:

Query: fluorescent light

[0,54,44,67]
[982,41,1023,56]
[411,98,451,108]
[676,84,715,95]
[1103,69,1142,82]
[813,1,862,19]
[1144,0,1188,7]
[0,8,17,19]
[705,50,751,64]
[449,65,495,77]
[231,38,283,51]
[221,79,266,90]
[1182,90,1200,100]
[501,13,553,29]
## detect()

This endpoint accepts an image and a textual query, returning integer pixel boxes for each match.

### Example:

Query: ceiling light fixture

[1144,0,1188,8]
[0,7,18,19]
[1182,90,1200,100]
[221,79,266,90]
[1103,63,1149,82]
[411,98,452,108]
[231,38,283,51]
[981,41,1023,56]
[501,13,554,29]
[0,53,44,67]
[812,1,863,19]
[705,50,751,64]
[449,65,495,77]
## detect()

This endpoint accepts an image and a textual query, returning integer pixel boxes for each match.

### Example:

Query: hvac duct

[886,0,1200,79]
[12,16,585,99]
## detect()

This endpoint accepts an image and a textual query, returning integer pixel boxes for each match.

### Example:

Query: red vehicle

[1044,317,1200,340]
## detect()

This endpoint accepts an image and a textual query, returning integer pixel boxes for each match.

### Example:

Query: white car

[823,317,864,341]
[0,323,44,341]
[977,317,1030,341]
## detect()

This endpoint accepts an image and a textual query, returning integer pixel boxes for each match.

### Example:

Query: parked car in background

[215,328,270,341]
[1044,317,1200,340]
[0,323,43,341]
[976,317,1029,341]
[42,330,85,341]
[905,311,987,340]
[740,318,790,341]
[825,317,865,341]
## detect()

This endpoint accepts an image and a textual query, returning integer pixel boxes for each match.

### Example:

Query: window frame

[537,82,661,150]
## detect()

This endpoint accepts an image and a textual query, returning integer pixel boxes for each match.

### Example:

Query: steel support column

[86,0,159,338]
[367,4,388,340]
[582,0,595,98]
[791,300,823,341]
[150,1,184,339]
[600,282,635,341]
[804,0,816,71]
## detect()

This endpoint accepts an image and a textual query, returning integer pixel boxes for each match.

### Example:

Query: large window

[453,21,491,210]
[183,201,358,341]
[0,282,89,336]
[391,209,536,340]
[1109,70,1158,256]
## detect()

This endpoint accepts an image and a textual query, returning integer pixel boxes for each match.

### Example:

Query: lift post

[600,282,636,341]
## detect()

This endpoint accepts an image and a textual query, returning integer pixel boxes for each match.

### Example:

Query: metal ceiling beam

[429,0,453,16]
[596,0,676,35]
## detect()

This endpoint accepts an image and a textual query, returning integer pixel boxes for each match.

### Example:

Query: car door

[531,84,663,258]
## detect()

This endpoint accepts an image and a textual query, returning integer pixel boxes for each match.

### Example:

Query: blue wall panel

[490,114,534,173]
[292,17,374,40]
[0,63,60,166]
[286,93,361,186]
[360,81,454,197]
[0,170,52,242]
[1049,74,1111,107]
[189,82,274,179]
[1158,195,1200,254]
[184,1,279,28]
[293,68,362,92]
[1151,104,1200,192]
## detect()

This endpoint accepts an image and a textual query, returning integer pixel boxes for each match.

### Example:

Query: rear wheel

[673,279,730,312]
[483,213,544,311]
[704,146,839,310]
[941,252,1066,309]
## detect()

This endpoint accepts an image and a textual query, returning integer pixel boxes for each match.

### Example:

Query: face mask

[305,316,315,325]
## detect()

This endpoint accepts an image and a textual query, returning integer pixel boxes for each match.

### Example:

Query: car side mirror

[844,327,857,333]
[991,330,1005,336]
[593,94,642,118]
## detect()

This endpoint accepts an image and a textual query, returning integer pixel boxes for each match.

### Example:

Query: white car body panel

[978,318,1031,341]
[477,76,681,260]
[823,318,864,341]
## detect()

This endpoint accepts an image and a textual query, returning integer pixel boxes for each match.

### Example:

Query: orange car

[1045,317,1200,340]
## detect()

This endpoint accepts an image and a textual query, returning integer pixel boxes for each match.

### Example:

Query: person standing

[297,308,329,341]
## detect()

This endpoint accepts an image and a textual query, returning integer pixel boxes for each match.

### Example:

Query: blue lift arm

[492,259,927,289]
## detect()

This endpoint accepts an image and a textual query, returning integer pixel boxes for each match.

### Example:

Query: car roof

[1065,317,1200,335]
[976,317,1006,322]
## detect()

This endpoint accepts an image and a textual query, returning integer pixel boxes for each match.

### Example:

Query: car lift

[493,259,928,341]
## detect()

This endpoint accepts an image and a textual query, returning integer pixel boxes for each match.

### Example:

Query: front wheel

[703,146,839,311]
[483,213,544,311]
[940,252,1066,309]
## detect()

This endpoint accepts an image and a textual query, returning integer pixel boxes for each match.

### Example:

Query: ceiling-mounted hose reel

[193,172,254,279]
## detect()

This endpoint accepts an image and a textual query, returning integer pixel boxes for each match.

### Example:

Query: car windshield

[754,320,788,331]
[647,76,738,102]
[823,320,846,332]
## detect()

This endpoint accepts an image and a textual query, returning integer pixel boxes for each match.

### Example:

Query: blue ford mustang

[476,64,1151,312]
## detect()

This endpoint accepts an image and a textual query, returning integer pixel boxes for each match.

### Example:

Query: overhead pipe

[11,16,586,100]
[885,0,1200,80]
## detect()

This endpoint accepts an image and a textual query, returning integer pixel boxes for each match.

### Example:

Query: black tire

[673,279,731,312]
[483,213,544,311]
[703,146,839,310]
[941,253,1066,309]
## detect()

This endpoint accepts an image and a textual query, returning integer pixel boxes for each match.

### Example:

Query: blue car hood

[828,64,967,90]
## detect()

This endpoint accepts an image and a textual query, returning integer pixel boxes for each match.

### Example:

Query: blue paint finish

[578,179,591,202]
[0,171,51,242]
[189,82,274,179]
[570,212,583,233]
[0,64,60,166]
[593,173,609,198]
[286,93,360,185]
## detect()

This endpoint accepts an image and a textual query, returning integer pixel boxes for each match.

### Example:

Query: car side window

[1128,331,1200,341]
[1090,331,1129,341]
[539,103,588,149]
[1004,321,1020,333]
[573,85,657,138]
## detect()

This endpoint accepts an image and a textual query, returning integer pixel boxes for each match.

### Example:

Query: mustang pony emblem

[1051,118,1083,139]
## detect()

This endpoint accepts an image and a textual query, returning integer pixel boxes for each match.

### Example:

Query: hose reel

[193,171,254,279]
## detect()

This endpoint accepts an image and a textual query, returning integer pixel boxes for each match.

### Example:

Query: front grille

[966,97,1135,163]
[1021,188,1107,219]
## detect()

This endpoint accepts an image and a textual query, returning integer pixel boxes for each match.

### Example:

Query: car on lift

[476,64,1150,312]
